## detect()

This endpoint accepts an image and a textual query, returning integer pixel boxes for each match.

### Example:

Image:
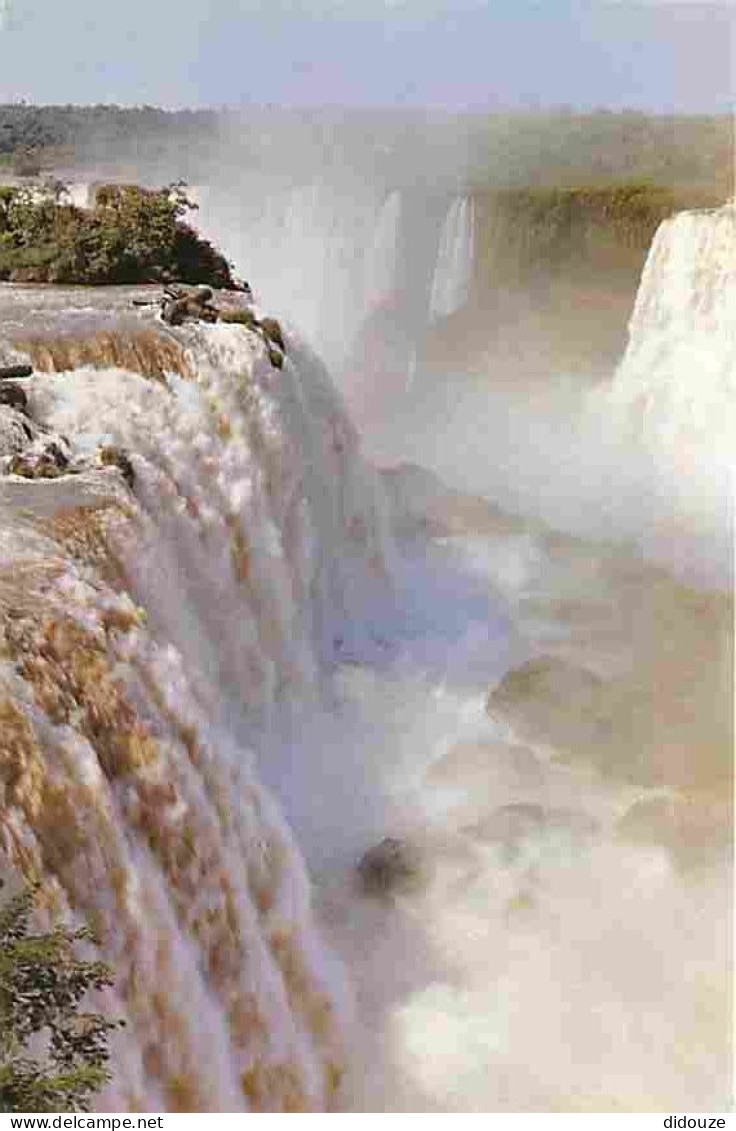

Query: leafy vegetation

[0,104,730,196]
[0,181,235,286]
[465,111,732,196]
[0,880,122,1113]
[472,181,723,289]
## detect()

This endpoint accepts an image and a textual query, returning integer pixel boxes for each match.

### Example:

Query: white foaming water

[0,316,403,1111]
[428,196,475,322]
[0,196,731,1114]
[362,190,404,314]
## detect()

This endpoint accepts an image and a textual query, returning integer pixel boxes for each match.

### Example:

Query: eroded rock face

[356,837,425,896]
[99,446,135,488]
[260,318,285,352]
[0,382,28,412]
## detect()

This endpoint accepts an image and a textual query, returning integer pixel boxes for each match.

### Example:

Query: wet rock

[0,407,37,458]
[260,317,285,352]
[161,285,221,326]
[0,364,33,381]
[8,442,70,480]
[231,277,253,299]
[486,655,608,758]
[160,296,187,326]
[99,445,135,487]
[267,347,284,370]
[356,837,425,896]
[0,383,28,413]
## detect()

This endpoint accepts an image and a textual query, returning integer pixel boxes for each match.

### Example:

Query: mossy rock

[99,445,135,487]
[260,317,285,351]
[219,308,259,329]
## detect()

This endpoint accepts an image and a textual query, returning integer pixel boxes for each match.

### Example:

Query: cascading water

[0,303,395,1112]
[598,202,735,579]
[606,204,735,468]
[191,181,383,373]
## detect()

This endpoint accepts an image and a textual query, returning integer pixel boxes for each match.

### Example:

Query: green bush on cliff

[0,181,235,286]
[0,880,122,1113]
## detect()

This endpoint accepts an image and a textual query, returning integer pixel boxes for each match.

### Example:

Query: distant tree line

[0,103,219,158]
[0,104,730,196]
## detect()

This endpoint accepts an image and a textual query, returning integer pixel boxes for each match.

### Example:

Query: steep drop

[0,307,393,1112]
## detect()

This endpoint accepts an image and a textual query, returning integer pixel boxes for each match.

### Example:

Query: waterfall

[607,203,736,466]
[362,190,404,314]
[0,316,394,1111]
[428,196,475,322]
[191,182,382,372]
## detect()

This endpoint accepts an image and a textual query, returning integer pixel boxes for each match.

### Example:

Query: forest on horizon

[0,102,731,196]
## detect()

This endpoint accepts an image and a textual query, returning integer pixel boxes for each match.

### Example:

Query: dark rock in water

[267,347,284,370]
[0,383,28,412]
[44,442,70,470]
[9,442,70,480]
[0,364,33,381]
[99,445,135,487]
[357,837,424,896]
[260,317,285,352]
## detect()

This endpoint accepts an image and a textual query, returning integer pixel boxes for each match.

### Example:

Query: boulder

[160,288,221,327]
[8,442,70,480]
[356,837,424,896]
[267,347,284,370]
[260,317,285,352]
[0,383,28,412]
[99,445,135,487]
[0,407,36,459]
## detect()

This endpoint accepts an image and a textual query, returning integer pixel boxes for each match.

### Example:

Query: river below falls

[0,277,731,1112]
[287,466,732,1113]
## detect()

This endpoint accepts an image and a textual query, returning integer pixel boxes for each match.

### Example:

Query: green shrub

[0,880,123,1113]
[0,181,235,287]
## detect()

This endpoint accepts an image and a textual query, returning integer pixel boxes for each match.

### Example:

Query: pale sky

[0,0,732,111]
